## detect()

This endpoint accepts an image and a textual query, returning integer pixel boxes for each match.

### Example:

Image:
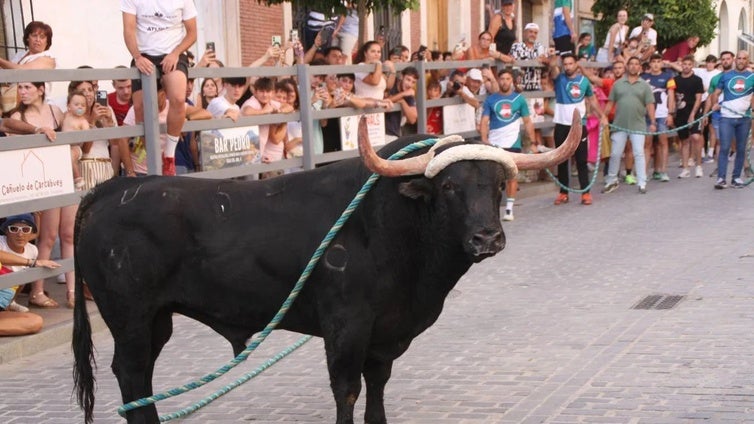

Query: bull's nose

[470,229,505,257]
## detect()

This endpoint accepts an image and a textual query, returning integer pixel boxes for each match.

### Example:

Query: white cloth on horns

[424,144,518,180]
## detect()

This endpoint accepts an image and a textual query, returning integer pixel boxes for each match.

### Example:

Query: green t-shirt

[609,77,654,132]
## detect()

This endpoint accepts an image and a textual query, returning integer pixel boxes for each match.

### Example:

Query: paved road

[1,162,753,423]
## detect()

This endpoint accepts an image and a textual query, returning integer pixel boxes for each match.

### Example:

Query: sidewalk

[0,180,560,364]
[0,279,107,364]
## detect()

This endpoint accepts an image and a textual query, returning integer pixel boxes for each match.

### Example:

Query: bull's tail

[72,200,96,424]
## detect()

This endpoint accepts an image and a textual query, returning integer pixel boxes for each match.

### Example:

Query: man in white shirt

[121,0,198,176]
[629,14,657,62]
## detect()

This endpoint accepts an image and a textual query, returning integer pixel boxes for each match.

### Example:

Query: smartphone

[271,35,282,47]
[289,29,299,44]
[96,90,108,107]
[319,26,334,44]
[205,41,215,52]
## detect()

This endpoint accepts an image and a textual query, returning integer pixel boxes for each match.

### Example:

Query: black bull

[73,117,580,424]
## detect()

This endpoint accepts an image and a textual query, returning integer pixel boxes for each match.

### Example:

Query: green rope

[116,137,440,422]
[607,110,713,135]
[542,123,605,194]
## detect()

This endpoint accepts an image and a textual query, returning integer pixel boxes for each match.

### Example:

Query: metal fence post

[415,60,427,133]
[297,63,316,170]
[141,71,162,175]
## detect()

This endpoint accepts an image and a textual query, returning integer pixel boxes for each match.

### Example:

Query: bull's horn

[507,111,582,170]
[358,116,462,177]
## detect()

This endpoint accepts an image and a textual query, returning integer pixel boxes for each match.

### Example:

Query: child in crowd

[241,77,292,169]
[426,78,443,135]
[61,91,88,190]
[577,33,595,61]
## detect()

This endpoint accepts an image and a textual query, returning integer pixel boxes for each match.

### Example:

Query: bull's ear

[399,178,433,201]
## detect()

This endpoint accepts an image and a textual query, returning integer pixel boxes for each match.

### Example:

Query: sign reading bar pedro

[200,126,262,171]
[0,145,74,205]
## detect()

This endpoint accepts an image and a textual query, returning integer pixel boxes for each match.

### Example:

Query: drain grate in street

[632,294,685,310]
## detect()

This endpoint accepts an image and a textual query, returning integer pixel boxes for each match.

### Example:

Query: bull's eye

[441,181,455,192]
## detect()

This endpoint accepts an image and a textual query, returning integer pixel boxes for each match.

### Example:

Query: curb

[0,309,107,364]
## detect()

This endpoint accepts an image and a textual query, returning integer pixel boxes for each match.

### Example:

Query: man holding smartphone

[121,0,197,176]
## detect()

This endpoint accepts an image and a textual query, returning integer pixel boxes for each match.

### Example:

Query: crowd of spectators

[0,2,752,335]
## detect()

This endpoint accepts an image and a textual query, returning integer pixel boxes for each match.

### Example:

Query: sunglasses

[7,225,33,234]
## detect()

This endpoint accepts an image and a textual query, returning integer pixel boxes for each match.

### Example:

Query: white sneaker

[678,169,691,178]
[695,165,703,178]
[7,301,29,313]
[502,210,514,221]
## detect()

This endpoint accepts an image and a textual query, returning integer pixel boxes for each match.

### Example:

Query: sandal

[66,290,75,309]
[29,292,59,309]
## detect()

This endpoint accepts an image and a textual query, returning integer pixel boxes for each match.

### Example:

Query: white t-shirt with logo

[121,0,198,56]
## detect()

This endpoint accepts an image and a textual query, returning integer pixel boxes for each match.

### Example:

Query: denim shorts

[645,117,668,133]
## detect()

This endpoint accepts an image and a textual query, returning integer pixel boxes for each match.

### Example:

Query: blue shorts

[646,117,669,133]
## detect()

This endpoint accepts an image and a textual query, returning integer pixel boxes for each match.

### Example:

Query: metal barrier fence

[0,58,559,290]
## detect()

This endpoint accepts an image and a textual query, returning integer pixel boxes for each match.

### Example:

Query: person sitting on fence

[122,89,168,177]
[122,0,197,176]
[60,91,88,190]
[241,77,293,169]
[0,214,61,334]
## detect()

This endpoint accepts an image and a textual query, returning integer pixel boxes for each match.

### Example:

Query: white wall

[32,0,128,96]
[30,0,230,96]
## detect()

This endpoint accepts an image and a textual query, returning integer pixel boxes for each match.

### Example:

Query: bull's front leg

[363,357,394,424]
[323,327,369,424]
